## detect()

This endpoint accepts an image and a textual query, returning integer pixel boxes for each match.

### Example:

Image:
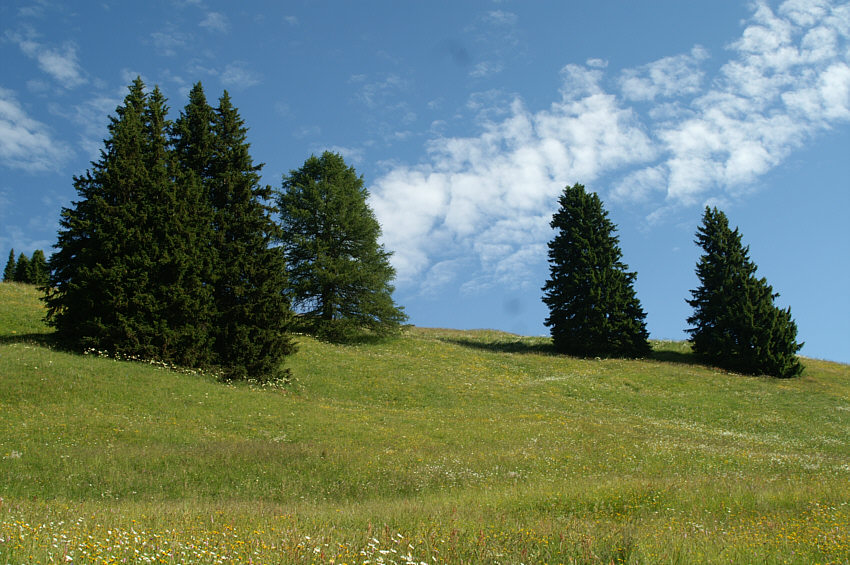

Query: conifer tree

[45,78,213,367]
[687,207,803,378]
[207,91,295,380]
[14,252,31,283]
[27,249,49,286]
[278,151,407,340]
[542,183,650,358]
[3,249,15,282]
[45,78,153,355]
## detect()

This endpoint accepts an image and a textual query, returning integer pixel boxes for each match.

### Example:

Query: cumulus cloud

[0,87,72,171]
[620,46,709,101]
[371,0,850,292]
[7,31,86,88]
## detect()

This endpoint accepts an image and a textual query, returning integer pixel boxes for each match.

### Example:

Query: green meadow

[1,282,848,564]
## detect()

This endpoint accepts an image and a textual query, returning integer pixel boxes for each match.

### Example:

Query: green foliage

[3,249,15,281]
[3,249,48,285]
[687,207,803,378]
[27,249,49,286]
[542,183,651,358]
[278,151,406,341]
[205,91,296,380]
[44,79,293,380]
[13,252,30,283]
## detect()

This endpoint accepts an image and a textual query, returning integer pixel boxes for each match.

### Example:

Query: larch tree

[542,183,651,358]
[278,151,406,341]
[687,207,803,378]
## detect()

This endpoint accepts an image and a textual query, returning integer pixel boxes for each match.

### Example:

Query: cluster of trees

[3,249,49,285]
[43,78,404,381]
[542,183,803,378]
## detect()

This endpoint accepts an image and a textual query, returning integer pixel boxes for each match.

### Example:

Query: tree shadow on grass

[0,332,57,349]
[438,337,557,356]
[648,349,703,367]
[440,335,709,368]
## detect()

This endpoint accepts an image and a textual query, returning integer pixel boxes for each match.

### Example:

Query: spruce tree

[14,252,30,283]
[207,91,295,380]
[687,207,803,378]
[278,151,407,340]
[27,249,49,286]
[169,82,219,366]
[542,183,650,358]
[45,78,212,366]
[3,249,16,282]
[45,78,151,354]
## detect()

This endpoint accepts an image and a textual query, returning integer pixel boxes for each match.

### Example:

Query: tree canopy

[278,151,406,340]
[44,79,295,381]
[687,207,803,378]
[542,183,651,358]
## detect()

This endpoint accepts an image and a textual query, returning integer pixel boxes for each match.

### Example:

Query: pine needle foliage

[3,249,15,282]
[44,79,295,381]
[205,91,295,380]
[542,183,651,358]
[278,152,406,341]
[687,207,803,378]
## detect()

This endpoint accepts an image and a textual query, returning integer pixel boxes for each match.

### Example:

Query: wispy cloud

[220,62,262,89]
[150,27,190,56]
[372,0,850,292]
[7,30,86,88]
[200,11,229,33]
[0,86,72,171]
[465,9,521,79]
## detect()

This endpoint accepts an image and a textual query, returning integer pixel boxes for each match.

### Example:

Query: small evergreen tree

[207,91,296,380]
[27,249,49,286]
[3,249,16,281]
[278,151,407,340]
[14,252,30,283]
[542,183,651,358]
[687,207,803,378]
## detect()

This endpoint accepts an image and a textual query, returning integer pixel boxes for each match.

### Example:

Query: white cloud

[0,87,72,171]
[372,90,654,285]
[620,46,709,101]
[200,12,229,33]
[372,0,850,293]
[150,28,190,56]
[7,31,86,88]
[220,62,262,89]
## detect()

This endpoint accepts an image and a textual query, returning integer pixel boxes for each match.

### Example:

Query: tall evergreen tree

[207,91,295,380]
[27,249,49,286]
[45,78,149,353]
[14,252,31,283]
[169,82,219,366]
[542,183,650,358]
[278,151,407,340]
[45,78,212,367]
[687,207,803,378]
[3,249,16,282]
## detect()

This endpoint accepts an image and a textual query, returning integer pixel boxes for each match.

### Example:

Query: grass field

[1,281,848,564]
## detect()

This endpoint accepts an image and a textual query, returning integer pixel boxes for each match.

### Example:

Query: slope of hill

[1,282,848,564]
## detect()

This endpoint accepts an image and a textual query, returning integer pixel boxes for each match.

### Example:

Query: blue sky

[1,0,848,363]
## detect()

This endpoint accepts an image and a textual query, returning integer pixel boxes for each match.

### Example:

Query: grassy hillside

[1,282,848,564]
